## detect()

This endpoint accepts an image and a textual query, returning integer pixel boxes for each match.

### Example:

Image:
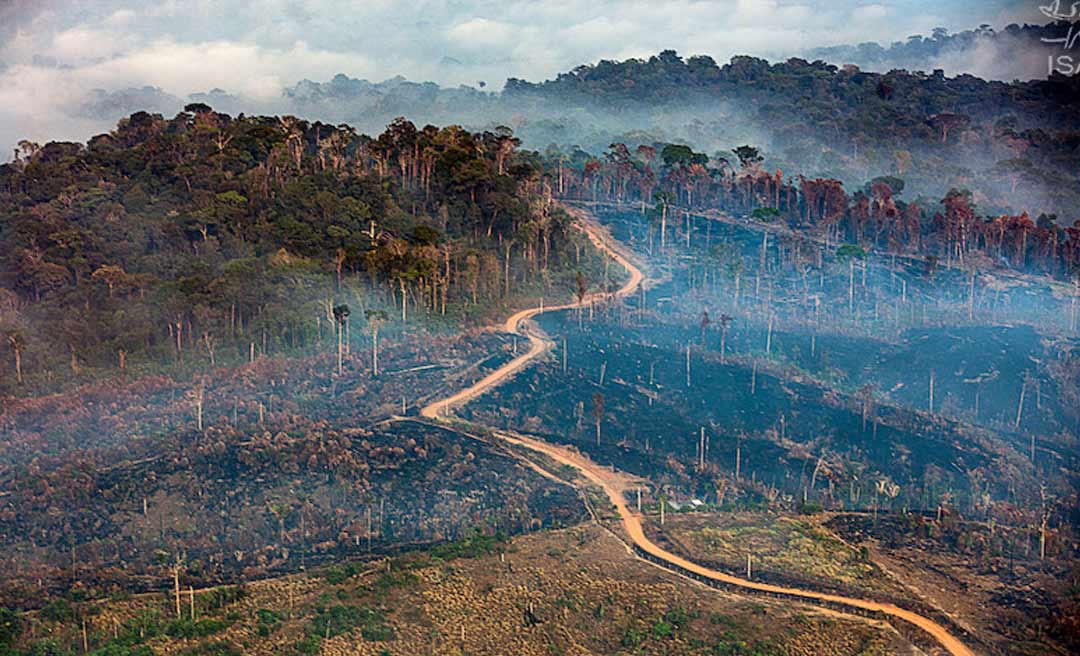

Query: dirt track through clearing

[420,206,977,656]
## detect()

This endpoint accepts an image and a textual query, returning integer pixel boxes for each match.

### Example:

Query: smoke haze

[0,1,1048,157]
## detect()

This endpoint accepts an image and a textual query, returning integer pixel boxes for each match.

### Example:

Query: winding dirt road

[420,208,977,656]
[420,209,643,419]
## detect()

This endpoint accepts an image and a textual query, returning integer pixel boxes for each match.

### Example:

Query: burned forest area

[2,21,1080,656]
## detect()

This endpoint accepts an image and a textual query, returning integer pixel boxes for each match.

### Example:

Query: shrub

[302,604,394,649]
[164,618,230,639]
[663,606,693,627]
[0,608,20,647]
[650,619,674,639]
[88,645,152,656]
[324,561,366,585]
[39,601,74,624]
[294,635,321,655]
[205,586,246,611]
[179,643,241,656]
[620,625,645,648]
[836,243,867,260]
[373,570,418,593]
[429,531,507,561]
[256,609,282,637]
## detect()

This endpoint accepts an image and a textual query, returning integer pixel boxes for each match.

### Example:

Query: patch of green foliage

[750,207,781,222]
[428,531,508,561]
[0,609,20,648]
[620,624,645,648]
[1,641,77,656]
[708,632,784,655]
[836,244,867,260]
[88,646,152,656]
[38,601,74,624]
[255,609,282,637]
[204,586,245,611]
[663,606,694,627]
[650,619,674,639]
[372,570,418,594]
[164,618,231,639]
[323,561,368,585]
[178,643,242,656]
[297,604,393,654]
[293,635,321,655]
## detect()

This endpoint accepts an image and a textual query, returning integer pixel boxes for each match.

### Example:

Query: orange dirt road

[420,208,643,419]
[420,207,977,656]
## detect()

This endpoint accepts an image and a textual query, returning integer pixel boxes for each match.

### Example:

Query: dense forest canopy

[3,90,1079,397]
[0,108,591,394]
[506,47,1080,218]
[809,21,1076,79]
[63,22,1080,224]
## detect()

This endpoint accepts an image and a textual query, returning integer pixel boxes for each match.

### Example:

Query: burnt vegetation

[0,32,1079,655]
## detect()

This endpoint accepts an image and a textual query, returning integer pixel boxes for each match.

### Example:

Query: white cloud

[50,26,135,63]
[447,18,519,50]
[852,4,890,23]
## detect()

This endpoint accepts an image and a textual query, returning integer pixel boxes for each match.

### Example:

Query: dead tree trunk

[1016,376,1027,431]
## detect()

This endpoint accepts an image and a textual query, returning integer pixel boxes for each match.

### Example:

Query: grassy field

[651,509,1077,655]
[649,512,910,600]
[3,524,909,656]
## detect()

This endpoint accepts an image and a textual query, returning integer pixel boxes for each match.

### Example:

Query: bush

[39,601,74,624]
[164,618,230,639]
[88,645,152,656]
[205,586,246,611]
[7,640,76,656]
[294,635,321,655]
[324,561,366,585]
[663,606,693,627]
[836,243,867,260]
[650,619,674,639]
[620,625,645,648]
[373,570,418,593]
[429,531,508,561]
[303,604,394,649]
[179,643,241,656]
[0,609,20,647]
[750,207,781,222]
[256,609,282,637]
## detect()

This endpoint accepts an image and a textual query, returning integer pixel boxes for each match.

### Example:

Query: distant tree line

[542,139,1080,278]
[507,48,1080,222]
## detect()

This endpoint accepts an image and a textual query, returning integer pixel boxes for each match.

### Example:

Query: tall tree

[333,304,351,375]
[365,309,388,376]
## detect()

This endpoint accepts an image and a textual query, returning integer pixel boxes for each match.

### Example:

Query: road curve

[420,208,643,419]
[421,207,976,656]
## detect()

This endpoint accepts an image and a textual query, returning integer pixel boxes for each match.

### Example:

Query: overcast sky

[0,0,1044,155]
